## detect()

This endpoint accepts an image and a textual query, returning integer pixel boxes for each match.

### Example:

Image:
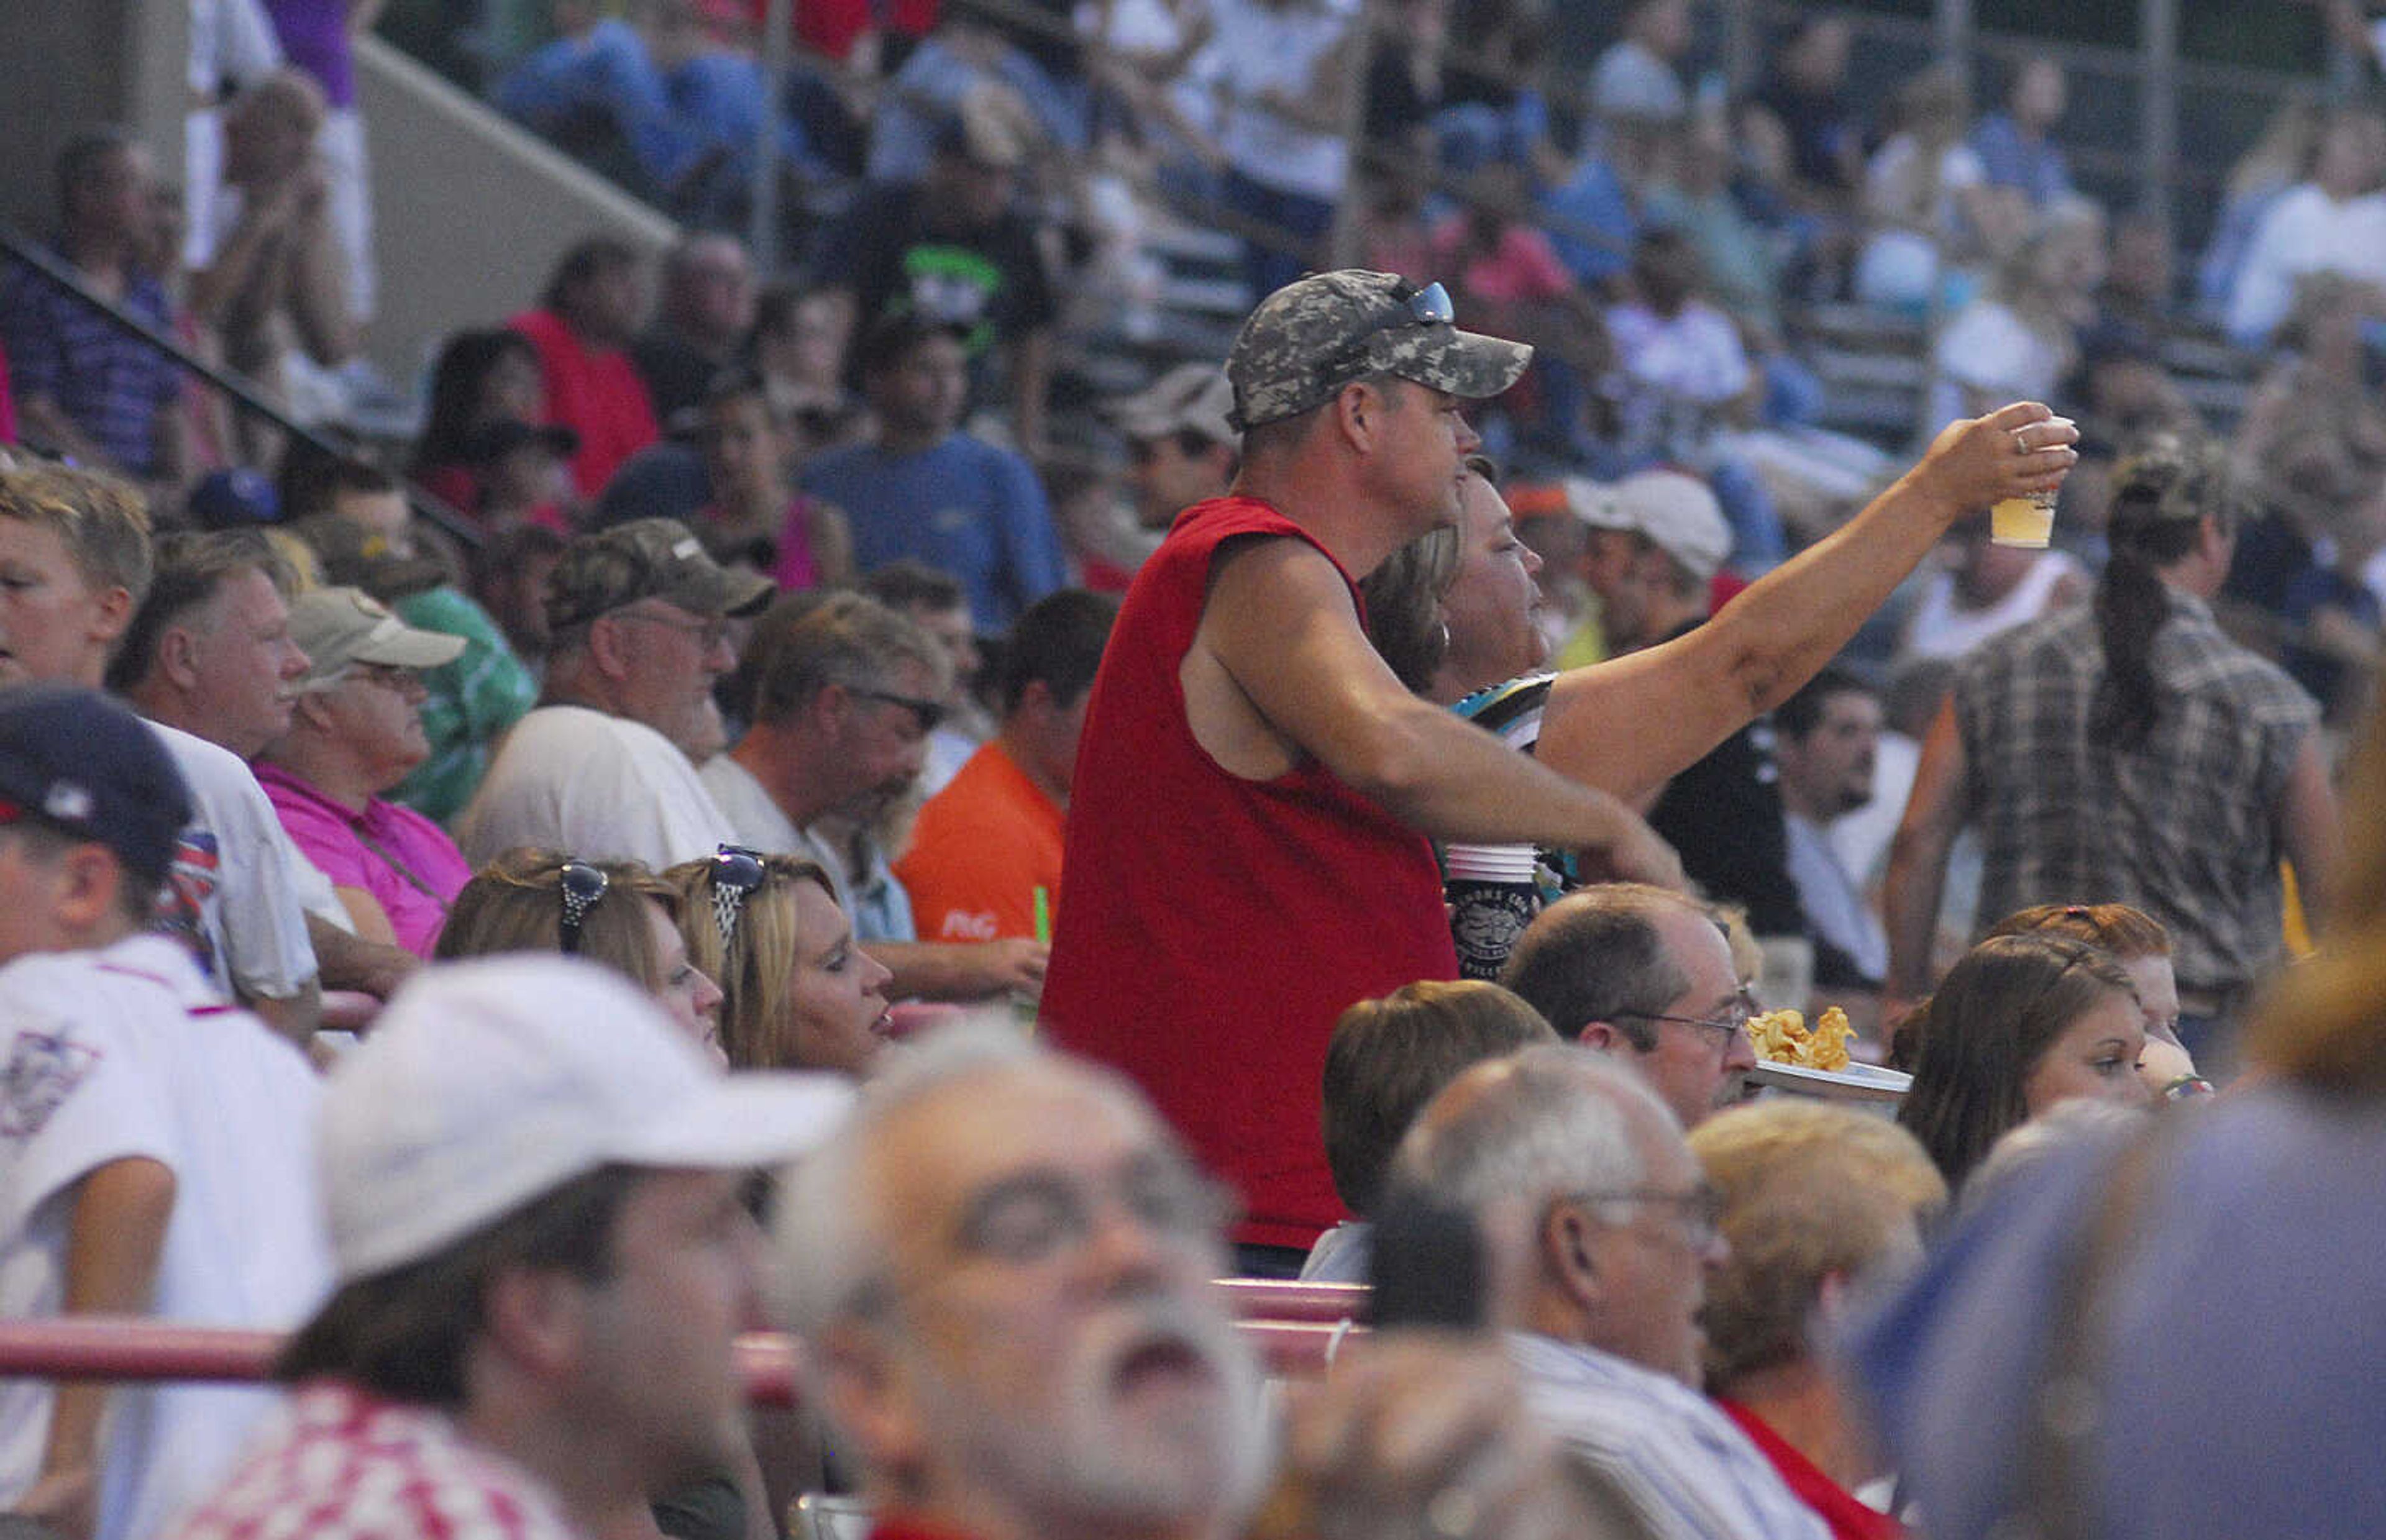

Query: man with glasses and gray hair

[1498,883,1760,1134]
[1387,1045,1830,1540]
[774,1025,1610,1540]
[459,516,772,870]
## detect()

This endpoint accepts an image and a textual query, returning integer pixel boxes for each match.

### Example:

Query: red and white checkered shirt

[166,1380,588,1540]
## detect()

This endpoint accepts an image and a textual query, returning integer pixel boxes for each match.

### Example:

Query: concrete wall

[355,37,679,390]
[0,7,675,402]
[0,0,183,238]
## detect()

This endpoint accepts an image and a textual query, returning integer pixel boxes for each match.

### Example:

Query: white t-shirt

[148,721,322,1003]
[0,935,329,1540]
[2224,183,2386,346]
[1899,549,2083,665]
[1927,298,2068,428]
[1786,811,1888,983]
[1606,299,1753,404]
[698,753,805,854]
[1201,0,1359,200]
[458,704,738,870]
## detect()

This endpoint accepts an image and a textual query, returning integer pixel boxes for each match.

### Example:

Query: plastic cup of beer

[1990,489,2057,548]
[1990,414,2072,549]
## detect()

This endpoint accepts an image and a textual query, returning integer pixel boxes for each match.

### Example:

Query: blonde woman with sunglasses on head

[432,847,726,1061]
[667,845,897,1077]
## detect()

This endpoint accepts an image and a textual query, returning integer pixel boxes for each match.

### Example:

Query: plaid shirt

[0,255,180,477]
[1954,591,2318,995]
[167,1381,587,1540]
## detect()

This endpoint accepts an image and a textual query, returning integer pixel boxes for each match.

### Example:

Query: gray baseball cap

[1225,271,1533,431]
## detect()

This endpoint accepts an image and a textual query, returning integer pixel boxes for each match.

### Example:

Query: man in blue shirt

[1970,55,2075,209]
[0,130,187,486]
[800,313,1066,634]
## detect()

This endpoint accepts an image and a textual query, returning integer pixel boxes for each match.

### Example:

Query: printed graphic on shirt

[1,1026,101,1142]
[938,909,1001,942]
[894,245,1005,353]
[156,829,222,976]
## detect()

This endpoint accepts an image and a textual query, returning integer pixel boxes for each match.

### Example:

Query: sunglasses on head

[708,844,767,947]
[557,859,610,955]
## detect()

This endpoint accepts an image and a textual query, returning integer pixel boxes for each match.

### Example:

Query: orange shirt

[895,739,1064,943]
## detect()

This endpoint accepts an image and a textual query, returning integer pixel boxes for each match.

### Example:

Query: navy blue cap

[0,685,191,885]
[186,467,281,529]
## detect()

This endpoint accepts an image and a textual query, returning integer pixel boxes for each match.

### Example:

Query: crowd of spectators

[1,1,2384,1538]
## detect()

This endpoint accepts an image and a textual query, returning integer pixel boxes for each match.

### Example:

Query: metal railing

[0,1281,1376,1396]
[0,224,481,549]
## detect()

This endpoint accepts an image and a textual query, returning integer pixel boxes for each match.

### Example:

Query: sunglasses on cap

[1322,279,1456,382]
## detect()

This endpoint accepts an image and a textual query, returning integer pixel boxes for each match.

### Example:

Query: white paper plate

[1747,1059,1913,1105]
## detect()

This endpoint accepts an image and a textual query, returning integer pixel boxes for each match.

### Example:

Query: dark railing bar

[0,224,482,550]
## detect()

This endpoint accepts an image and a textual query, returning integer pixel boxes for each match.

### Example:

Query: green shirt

[390,585,539,826]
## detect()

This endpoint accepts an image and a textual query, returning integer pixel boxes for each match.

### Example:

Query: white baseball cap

[319,957,854,1282]
[1568,469,1734,583]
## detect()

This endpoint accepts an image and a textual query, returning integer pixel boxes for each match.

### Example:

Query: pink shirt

[1431,218,1576,303]
[256,762,473,957]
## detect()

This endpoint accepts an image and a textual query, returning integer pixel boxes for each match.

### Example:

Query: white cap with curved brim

[319,956,854,1282]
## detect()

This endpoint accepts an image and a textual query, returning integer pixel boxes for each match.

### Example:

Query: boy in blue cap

[0,685,329,1540]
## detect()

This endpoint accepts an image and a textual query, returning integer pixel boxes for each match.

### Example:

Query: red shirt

[1041,496,1457,1249]
[509,308,659,498]
[1716,1398,1903,1540]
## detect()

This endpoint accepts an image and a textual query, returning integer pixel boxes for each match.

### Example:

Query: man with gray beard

[772,1029,1601,1540]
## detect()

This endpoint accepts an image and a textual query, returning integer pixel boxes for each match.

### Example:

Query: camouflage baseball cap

[544,517,775,635]
[1225,271,1533,431]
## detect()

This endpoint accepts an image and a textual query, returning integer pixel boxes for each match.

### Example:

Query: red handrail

[0,1310,1368,1403]
[1215,1278,1371,1324]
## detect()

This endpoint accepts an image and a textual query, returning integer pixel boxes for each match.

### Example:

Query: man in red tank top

[1042,271,1686,1267]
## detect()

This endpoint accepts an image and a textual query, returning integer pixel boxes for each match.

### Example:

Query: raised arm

[1534,402,2075,805]
[1201,535,1682,886]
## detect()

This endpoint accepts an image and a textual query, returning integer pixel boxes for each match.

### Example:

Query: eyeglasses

[1556,1184,1727,1250]
[708,844,767,947]
[953,1157,1241,1267]
[850,686,946,735]
[1614,998,1756,1054]
[615,608,731,654]
[557,859,610,955]
[339,662,420,694]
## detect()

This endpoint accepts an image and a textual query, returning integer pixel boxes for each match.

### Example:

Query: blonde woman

[667,845,897,1077]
